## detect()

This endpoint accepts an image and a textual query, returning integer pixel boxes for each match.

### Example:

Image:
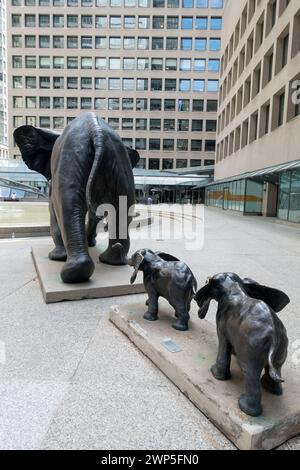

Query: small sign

[162,338,182,353]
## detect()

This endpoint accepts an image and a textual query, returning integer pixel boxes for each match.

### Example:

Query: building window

[167,16,179,29]
[207,100,217,112]
[94,98,106,110]
[137,79,148,91]
[152,37,164,49]
[191,140,202,151]
[181,38,192,50]
[151,79,162,91]
[53,15,64,28]
[195,38,207,51]
[178,99,190,112]
[207,80,219,92]
[67,77,78,89]
[192,120,203,131]
[162,159,174,169]
[177,140,188,151]
[211,17,222,30]
[278,92,285,126]
[206,120,217,132]
[136,118,147,130]
[164,99,176,111]
[150,99,162,111]
[165,58,177,70]
[149,139,161,151]
[123,98,134,110]
[136,98,148,110]
[149,158,160,169]
[176,159,187,168]
[193,99,204,111]
[196,17,207,30]
[164,119,175,131]
[204,140,216,152]
[179,79,191,91]
[153,16,165,29]
[135,139,147,150]
[209,38,221,51]
[166,38,178,50]
[163,139,174,151]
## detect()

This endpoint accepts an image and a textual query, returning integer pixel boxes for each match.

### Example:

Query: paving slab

[31,244,145,303]
[110,301,300,451]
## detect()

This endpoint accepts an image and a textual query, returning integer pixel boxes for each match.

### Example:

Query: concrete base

[0,225,50,238]
[31,245,145,304]
[110,301,300,450]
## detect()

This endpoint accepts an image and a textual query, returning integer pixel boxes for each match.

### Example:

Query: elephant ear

[126,147,140,168]
[13,125,60,180]
[130,252,144,284]
[155,252,180,262]
[194,284,212,319]
[241,282,290,313]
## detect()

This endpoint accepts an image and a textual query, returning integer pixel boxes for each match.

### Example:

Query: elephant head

[13,125,60,180]
[195,272,290,318]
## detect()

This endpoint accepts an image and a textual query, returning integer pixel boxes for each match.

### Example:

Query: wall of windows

[278,170,300,223]
[8,0,223,167]
[206,178,264,214]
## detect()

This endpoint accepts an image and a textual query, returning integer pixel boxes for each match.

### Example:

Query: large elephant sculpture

[14,112,140,283]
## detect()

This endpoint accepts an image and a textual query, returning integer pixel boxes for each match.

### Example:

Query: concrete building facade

[0,0,8,159]
[7,0,223,170]
[207,0,300,223]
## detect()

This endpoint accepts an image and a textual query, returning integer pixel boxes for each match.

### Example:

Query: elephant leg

[172,302,189,331]
[239,363,263,417]
[261,366,283,396]
[144,287,159,321]
[48,199,67,262]
[100,208,130,265]
[86,211,101,247]
[57,201,94,284]
[211,332,232,381]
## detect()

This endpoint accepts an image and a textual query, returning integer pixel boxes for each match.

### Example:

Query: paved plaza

[0,206,299,450]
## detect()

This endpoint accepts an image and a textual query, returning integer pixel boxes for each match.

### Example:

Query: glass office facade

[278,170,300,224]
[206,178,263,214]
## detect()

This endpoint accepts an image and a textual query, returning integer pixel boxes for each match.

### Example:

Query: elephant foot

[100,243,127,265]
[211,363,231,381]
[61,255,94,283]
[172,319,189,331]
[261,374,283,396]
[144,311,158,322]
[87,237,97,248]
[238,394,262,417]
[48,246,67,262]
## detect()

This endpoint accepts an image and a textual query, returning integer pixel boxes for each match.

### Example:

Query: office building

[207,0,300,223]
[7,0,223,170]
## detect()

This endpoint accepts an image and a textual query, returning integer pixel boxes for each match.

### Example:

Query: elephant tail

[268,340,284,383]
[86,114,104,213]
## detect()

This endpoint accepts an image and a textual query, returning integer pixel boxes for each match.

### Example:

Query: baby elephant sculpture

[128,249,197,331]
[195,272,289,417]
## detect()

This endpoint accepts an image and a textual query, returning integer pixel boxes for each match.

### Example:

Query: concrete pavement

[0,206,299,449]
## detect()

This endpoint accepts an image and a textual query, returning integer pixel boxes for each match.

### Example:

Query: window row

[11,14,222,30]
[12,35,222,51]
[12,76,219,92]
[13,57,219,73]
[137,158,214,171]
[14,113,216,135]
[12,92,218,113]
[11,0,223,8]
